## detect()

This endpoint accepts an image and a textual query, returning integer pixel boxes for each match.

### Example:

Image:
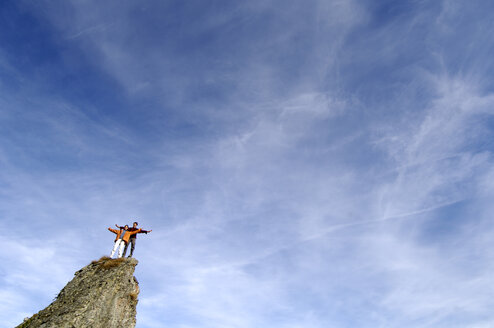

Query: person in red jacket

[116,221,152,258]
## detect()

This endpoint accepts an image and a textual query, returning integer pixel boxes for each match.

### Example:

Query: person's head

[133,221,138,228]
[124,225,129,230]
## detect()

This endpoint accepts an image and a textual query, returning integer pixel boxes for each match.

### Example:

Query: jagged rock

[17,257,140,328]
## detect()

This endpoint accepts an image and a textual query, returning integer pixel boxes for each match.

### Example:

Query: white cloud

[2,1,494,328]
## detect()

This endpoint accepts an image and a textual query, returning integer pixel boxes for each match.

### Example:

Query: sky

[1,0,494,327]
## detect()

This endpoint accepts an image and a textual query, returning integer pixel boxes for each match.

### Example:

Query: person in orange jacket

[116,221,152,257]
[108,226,125,258]
[108,225,142,258]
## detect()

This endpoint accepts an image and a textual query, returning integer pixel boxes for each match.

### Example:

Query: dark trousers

[123,238,136,257]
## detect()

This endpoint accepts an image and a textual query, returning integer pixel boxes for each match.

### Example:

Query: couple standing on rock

[108,221,152,258]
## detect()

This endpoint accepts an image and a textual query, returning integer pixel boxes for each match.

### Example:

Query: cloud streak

[1,0,494,327]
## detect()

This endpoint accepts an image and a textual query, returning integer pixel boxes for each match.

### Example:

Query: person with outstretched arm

[116,221,152,257]
[108,226,125,258]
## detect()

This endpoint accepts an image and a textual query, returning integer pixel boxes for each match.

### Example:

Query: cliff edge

[17,257,140,328]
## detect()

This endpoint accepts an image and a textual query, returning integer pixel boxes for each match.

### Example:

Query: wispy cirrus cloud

[1,0,494,327]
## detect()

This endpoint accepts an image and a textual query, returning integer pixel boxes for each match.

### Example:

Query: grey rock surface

[17,257,139,328]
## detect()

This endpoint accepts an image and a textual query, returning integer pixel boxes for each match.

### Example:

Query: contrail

[302,197,465,243]
[218,198,465,270]
[66,23,113,39]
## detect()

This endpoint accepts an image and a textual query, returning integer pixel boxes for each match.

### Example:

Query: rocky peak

[17,257,140,328]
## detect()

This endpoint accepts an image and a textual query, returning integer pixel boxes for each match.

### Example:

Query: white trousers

[110,239,125,258]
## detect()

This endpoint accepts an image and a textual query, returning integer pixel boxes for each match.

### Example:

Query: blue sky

[1,0,494,327]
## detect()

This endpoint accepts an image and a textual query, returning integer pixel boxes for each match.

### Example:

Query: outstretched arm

[108,227,118,234]
[129,228,142,236]
[138,229,152,234]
